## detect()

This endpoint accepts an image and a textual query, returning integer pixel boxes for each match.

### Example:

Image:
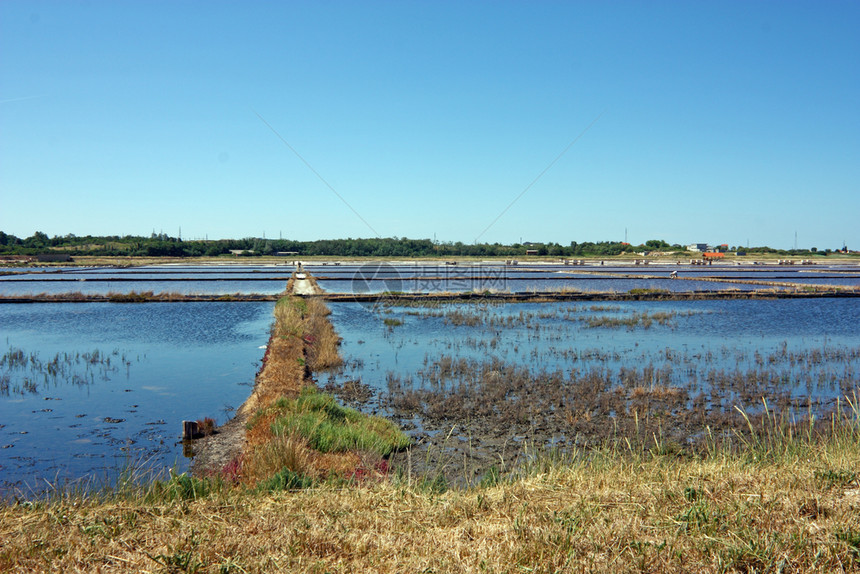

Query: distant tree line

[0,231,847,258]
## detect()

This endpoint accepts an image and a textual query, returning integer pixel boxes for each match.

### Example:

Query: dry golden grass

[241,430,361,485]
[305,297,343,370]
[240,433,313,485]
[237,296,328,418]
[3,437,860,573]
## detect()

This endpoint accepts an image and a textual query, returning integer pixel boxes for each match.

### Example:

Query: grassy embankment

[207,292,404,481]
[2,406,860,572]
[235,294,409,486]
[2,297,860,571]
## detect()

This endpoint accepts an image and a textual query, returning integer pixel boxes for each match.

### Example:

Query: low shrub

[196,417,216,436]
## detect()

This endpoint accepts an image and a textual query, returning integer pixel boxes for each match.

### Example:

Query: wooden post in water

[183,420,199,440]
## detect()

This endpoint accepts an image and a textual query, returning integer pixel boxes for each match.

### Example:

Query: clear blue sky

[1,1,858,250]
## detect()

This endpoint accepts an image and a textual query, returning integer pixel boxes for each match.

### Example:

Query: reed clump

[268,296,342,371]
[195,417,216,436]
[0,346,134,396]
[239,432,314,485]
[105,290,188,302]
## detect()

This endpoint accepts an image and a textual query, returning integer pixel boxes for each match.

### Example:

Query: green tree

[25,231,49,248]
[645,239,670,250]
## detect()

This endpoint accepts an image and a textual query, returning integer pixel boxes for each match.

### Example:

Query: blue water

[0,264,294,296]
[0,302,273,496]
[0,279,289,296]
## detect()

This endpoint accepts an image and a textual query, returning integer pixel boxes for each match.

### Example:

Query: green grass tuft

[267,388,411,456]
[145,472,213,503]
[257,467,315,492]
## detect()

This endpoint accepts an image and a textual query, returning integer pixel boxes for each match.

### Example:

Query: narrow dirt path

[292,278,320,295]
[290,268,323,295]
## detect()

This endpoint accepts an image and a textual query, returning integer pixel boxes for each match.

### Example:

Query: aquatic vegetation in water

[0,346,136,396]
[411,303,705,331]
[382,353,860,452]
[579,309,697,329]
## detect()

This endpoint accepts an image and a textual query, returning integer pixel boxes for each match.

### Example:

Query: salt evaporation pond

[312,263,860,293]
[323,298,860,438]
[0,302,273,496]
[0,265,295,296]
[3,263,859,296]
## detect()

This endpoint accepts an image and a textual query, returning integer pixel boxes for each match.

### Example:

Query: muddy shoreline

[330,377,854,488]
